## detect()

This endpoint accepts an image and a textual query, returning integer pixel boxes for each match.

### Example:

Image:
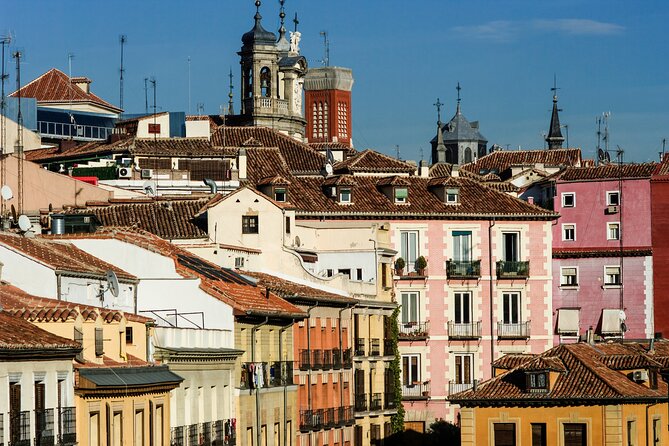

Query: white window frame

[453,291,472,324]
[400,230,419,272]
[561,192,575,208]
[604,265,621,287]
[274,187,287,202]
[562,223,576,242]
[560,266,578,287]
[502,292,521,324]
[402,354,421,386]
[339,187,351,204]
[502,232,520,262]
[452,231,472,262]
[453,353,474,385]
[400,291,420,325]
[607,191,620,206]
[394,187,408,204]
[607,222,620,240]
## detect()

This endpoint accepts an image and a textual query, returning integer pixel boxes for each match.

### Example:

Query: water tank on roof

[51,214,65,235]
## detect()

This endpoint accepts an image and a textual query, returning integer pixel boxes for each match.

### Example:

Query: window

[355,268,363,281]
[89,412,100,446]
[453,231,472,262]
[502,292,521,324]
[285,216,291,234]
[627,420,636,446]
[527,372,548,392]
[607,222,620,240]
[95,327,104,357]
[446,188,460,203]
[134,410,144,446]
[400,231,419,272]
[235,257,245,268]
[454,292,472,324]
[394,187,408,204]
[464,147,473,164]
[402,355,420,386]
[532,423,546,446]
[242,216,259,234]
[339,188,351,203]
[605,266,621,286]
[155,405,164,446]
[337,269,351,279]
[274,187,286,202]
[112,411,123,446]
[653,418,660,446]
[493,423,515,446]
[125,327,133,344]
[401,292,419,324]
[607,191,620,206]
[564,423,586,446]
[562,224,575,241]
[562,193,575,208]
[454,354,473,385]
[502,232,519,262]
[260,67,271,97]
[560,267,578,287]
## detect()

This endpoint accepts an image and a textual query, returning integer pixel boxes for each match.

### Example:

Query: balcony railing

[37,120,114,141]
[332,348,342,369]
[402,381,431,400]
[448,380,477,395]
[173,418,236,446]
[355,338,366,356]
[370,338,381,356]
[496,260,530,279]
[301,407,354,431]
[370,393,382,411]
[188,424,199,446]
[171,426,185,446]
[10,410,31,446]
[35,408,54,446]
[299,350,311,370]
[338,406,355,426]
[448,321,482,339]
[324,408,336,428]
[322,350,333,370]
[312,350,323,370]
[243,97,290,114]
[446,260,481,279]
[497,321,531,339]
[240,361,295,389]
[384,392,398,409]
[354,393,368,412]
[398,321,429,340]
[213,419,236,446]
[59,407,76,446]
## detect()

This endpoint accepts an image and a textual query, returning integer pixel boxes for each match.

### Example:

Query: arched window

[260,67,271,97]
[464,147,473,164]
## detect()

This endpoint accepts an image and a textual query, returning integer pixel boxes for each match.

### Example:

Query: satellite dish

[142,181,155,196]
[605,151,611,163]
[326,148,335,164]
[105,269,120,297]
[18,215,31,232]
[1,185,13,201]
[294,235,301,247]
[597,149,605,161]
[325,163,333,176]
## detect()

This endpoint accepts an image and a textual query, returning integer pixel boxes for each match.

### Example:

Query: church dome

[242,3,277,47]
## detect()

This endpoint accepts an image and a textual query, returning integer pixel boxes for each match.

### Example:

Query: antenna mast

[228,67,234,115]
[119,35,126,117]
[188,56,191,115]
[0,34,11,218]
[143,77,149,114]
[12,50,23,215]
[150,77,157,140]
[319,31,329,66]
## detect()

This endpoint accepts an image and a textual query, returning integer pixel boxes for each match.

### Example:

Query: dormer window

[339,187,352,203]
[394,187,408,204]
[446,187,460,204]
[527,371,548,392]
[274,187,287,202]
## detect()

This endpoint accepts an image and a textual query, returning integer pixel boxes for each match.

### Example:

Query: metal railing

[497,321,531,339]
[9,410,31,446]
[35,408,54,446]
[324,408,336,428]
[402,381,431,400]
[355,338,366,356]
[37,121,114,141]
[384,392,398,409]
[398,321,429,340]
[172,419,236,446]
[448,380,476,395]
[343,348,353,368]
[370,393,382,411]
[332,348,342,369]
[446,260,481,279]
[59,407,76,446]
[448,321,482,339]
[354,393,368,412]
[496,260,530,279]
[301,407,354,431]
[240,361,295,389]
[338,406,355,426]
[322,349,333,370]
[171,426,185,446]
[370,338,381,356]
[312,350,323,370]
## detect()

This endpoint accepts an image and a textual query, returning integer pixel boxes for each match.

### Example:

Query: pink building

[548,164,656,342]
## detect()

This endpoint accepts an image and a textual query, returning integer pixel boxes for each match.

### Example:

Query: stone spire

[546,77,564,149]
[433,98,446,163]
[277,0,290,52]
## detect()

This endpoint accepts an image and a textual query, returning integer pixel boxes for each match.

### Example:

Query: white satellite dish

[324,163,333,176]
[1,185,13,201]
[17,215,31,232]
[142,181,155,196]
[106,270,120,297]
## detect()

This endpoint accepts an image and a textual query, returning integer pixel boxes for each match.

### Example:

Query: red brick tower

[303,67,353,147]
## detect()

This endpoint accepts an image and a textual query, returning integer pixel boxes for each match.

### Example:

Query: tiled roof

[334,149,415,174]
[0,310,81,352]
[557,163,657,181]
[429,163,453,178]
[0,233,136,280]
[322,175,357,186]
[285,176,556,219]
[245,147,293,184]
[10,68,121,113]
[0,283,151,323]
[460,148,582,179]
[25,136,134,162]
[243,271,355,305]
[257,175,291,186]
[74,197,210,240]
[653,153,669,176]
[132,138,237,157]
[493,353,536,370]
[376,176,411,187]
[308,142,355,152]
[211,126,325,174]
[452,342,669,406]
[552,247,652,259]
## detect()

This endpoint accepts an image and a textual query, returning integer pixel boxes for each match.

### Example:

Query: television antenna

[119,35,126,117]
[12,50,23,215]
[319,31,330,66]
[0,33,11,219]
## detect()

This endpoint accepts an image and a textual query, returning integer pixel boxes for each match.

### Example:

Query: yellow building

[450,341,669,446]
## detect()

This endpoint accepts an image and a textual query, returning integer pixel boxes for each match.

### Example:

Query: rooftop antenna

[0,34,11,219]
[150,77,157,140]
[659,138,666,161]
[395,144,400,160]
[119,35,126,118]
[188,56,191,115]
[596,115,603,164]
[228,67,234,115]
[197,102,204,116]
[456,81,462,112]
[319,30,330,66]
[67,52,75,138]
[12,50,23,215]
[615,145,625,316]
[143,77,149,114]
[561,124,569,148]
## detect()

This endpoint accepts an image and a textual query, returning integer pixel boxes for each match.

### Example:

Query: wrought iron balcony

[171,426,185,446]
[35,408,54,446]
[354,393,368,412]
[10,410,31,446]
[58,407,76,446]
[398,321,429,340]
[448,380,477,395]
[402,381,431,400]
[448,321,482,339]
[370,393,382,411]
[497,321,531,339]
[446,260,482,279]
[337,406,355,426]
[299,350,311,371]
[322,349,333,370]
[370,338,381,356]
[324,408,336,428]
[343,348,353,368]
[212,419,236,446]
[496,260,530,279]
[311,350,323,370]
[240,361,294,389]
[355,338,366,356]
[332,348,342,369]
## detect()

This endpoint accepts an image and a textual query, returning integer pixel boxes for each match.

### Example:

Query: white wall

[0,244,57,297]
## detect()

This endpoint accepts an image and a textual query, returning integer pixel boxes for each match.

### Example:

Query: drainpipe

[56,271,62,300]
[339,304,356,408]
[252,316,269,446]
[133,283,139,315]
[369,238,378,286]
[280,319,295,446]
[306,302,319,411]
[488,218,496,378]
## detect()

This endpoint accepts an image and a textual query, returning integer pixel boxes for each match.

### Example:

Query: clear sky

[3,0,668,163]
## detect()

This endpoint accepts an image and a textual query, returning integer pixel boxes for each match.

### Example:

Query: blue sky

[3,0,668,162]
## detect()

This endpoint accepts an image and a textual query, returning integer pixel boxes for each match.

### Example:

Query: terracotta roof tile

[653,153,669,176]
[376,176,410,187]
[461,148,582,180]
[10,68,121,113]
[25,135,134,162]
[133,138,237,157]
[0,311,81,351]
[243,271,355,305]
[558,163,657,181]
[334,149,415,174]
[0,233,136,280]
[492,353,536,370]
[257,175,291,186]
[428,163,453,178]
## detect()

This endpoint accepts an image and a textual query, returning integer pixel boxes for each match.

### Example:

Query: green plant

[416,256,428,270]
[389,306,405,432]
[394,257,406,271]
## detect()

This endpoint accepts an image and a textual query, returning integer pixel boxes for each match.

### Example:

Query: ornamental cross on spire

[293,12,299,32]
[434,98,443,124]
[551,74,560,100]
[456,82,462,104]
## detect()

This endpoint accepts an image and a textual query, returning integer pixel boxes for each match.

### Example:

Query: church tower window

[464,147,472,163]
[260,67,271,97]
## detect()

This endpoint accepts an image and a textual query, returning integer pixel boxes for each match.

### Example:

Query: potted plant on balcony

[422,380,430,396]
[394,257,406,276]
[416,256,428,276]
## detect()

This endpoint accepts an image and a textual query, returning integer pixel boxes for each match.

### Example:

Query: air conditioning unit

[141,169,153,179]
[117,167,132,179]
[607,205,619,214]
[632,370,648,382]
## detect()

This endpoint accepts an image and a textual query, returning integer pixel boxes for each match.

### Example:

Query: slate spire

[546,77,564,149]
